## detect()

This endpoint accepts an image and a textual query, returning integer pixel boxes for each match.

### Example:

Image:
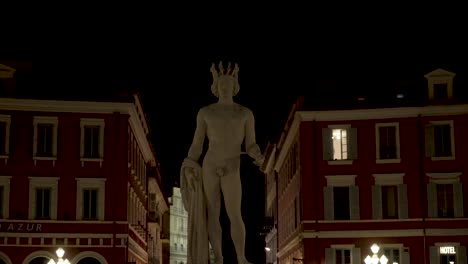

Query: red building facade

[269,69,468,264]
[0,62,169,264]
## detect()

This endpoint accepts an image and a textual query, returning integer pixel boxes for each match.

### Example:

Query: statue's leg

[202,165,223,263]
[220,162,250,264]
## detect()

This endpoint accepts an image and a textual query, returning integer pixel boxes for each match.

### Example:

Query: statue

[180,62,264,264]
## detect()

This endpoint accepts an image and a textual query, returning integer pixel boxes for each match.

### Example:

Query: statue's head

[210,61,240,98]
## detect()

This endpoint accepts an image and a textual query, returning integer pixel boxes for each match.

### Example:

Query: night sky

[2,18,467,263]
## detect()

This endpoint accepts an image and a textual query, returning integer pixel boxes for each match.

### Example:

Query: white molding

[331,244,355,249]
[0,98,156,163]
[328,160,353,165]
[375,122,400,161]
[427,172,461,184]
[0,115,11,156]
[71,251,109,264]
[128,237,149,261]
[301,228,468,238]
[33,116,58,159]
[76,178,106,221]
[276,235,302,259]
[425,68,456,100]
[0,64,15,78]
[0,176,12,219]
[0,251,12,264]
[28,177,59,220]
[1,233,115,238]
[325,175,357,186]
[373,173,405,185]
[297,104,468,121]
[306,218,424,223]
[274,114,301,172]
[435,242,460,246]
[429,120,456,160]
[0,219,127,224]
[22,250,55,264]
[380,243,404,248]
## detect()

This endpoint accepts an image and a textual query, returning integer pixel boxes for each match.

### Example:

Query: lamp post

[364,243,389,264]
[47,248,70,264]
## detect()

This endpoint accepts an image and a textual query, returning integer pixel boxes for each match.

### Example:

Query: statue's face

[218,76,235,98]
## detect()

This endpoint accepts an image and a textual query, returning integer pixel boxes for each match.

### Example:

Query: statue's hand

[253,154,265,167]
[184,167,197,191]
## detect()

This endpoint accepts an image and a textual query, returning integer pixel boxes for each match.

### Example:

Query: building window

[425,121,455,160]
[33,116,58,159]
[80,118,105,160]
[83,188,98,220]
[76,178,106,220]
[323,125,358,164]
[372,174,408,220]
[433,83,448,100]
[334,187,350,220]
[325,246,361,264]
[0,176,11,219]
[427,173,464,218]
[35,187,51,219]
[0,115,11,157]
[28,177,59,220]
[376,123,400,163]
[383,248,400,264]
[324,175,359,220]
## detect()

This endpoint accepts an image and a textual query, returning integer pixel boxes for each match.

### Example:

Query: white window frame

[76,178,106,221]
[324,175,360,221]
[80,118,105,165]
[426,172,464,219]
[0,115,11,159]
[0,176,12,219]
[33,116,58,161]
[326,244,361,264]
[328,124,352,165]
[426,75,454,100]
[375,122,401,163]
[372,174,408,220]
[427,120,455,161]
[28,177,59,220]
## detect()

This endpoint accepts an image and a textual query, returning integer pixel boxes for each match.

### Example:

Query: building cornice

[0,98,155,163]
[274,104,468,172]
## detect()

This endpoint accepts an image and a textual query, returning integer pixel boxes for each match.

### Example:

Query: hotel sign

[0,222,43,232]
[440,246,456,255]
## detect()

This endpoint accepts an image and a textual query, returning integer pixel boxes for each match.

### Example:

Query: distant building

[267,68,468,264]
[0,61,169,264]
[169,187,188,264]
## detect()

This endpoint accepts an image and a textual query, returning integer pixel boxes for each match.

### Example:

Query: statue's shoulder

[235,104,253,116]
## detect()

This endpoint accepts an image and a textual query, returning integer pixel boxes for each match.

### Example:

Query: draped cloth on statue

[180,158,209,264]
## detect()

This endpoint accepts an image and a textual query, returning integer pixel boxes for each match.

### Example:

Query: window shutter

[33,125,38,156]
[427,183,438,218]
[454,182,464,218]
[80,126,85,158]
[322,128,333,160]
[401,249,410,264]
[429,246,438,264]
[457,246,467,264]
[349,186,360,220]
[347,127,358,160]
[352,248,361,264]
[325,248,335,264]
[372,185,382,220]
[398,184,409,219]
[425,125,435,157]
[323,186,334,220]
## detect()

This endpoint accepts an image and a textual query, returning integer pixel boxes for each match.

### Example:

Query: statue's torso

[201,103,249,162]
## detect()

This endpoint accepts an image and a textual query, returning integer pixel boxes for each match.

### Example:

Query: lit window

[323,125,358,163]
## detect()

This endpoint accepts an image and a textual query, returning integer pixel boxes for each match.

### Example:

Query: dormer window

[424,69,456,101]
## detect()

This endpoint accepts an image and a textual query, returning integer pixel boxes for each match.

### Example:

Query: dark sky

[2,17,467,263]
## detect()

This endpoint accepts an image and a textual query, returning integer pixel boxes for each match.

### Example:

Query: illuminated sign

[440,246,456,254]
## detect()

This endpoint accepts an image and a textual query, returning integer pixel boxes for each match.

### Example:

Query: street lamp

[47,248,70,264]
[364,243,389,264]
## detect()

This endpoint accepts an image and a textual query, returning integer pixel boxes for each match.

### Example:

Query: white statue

[180,62,264,264]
